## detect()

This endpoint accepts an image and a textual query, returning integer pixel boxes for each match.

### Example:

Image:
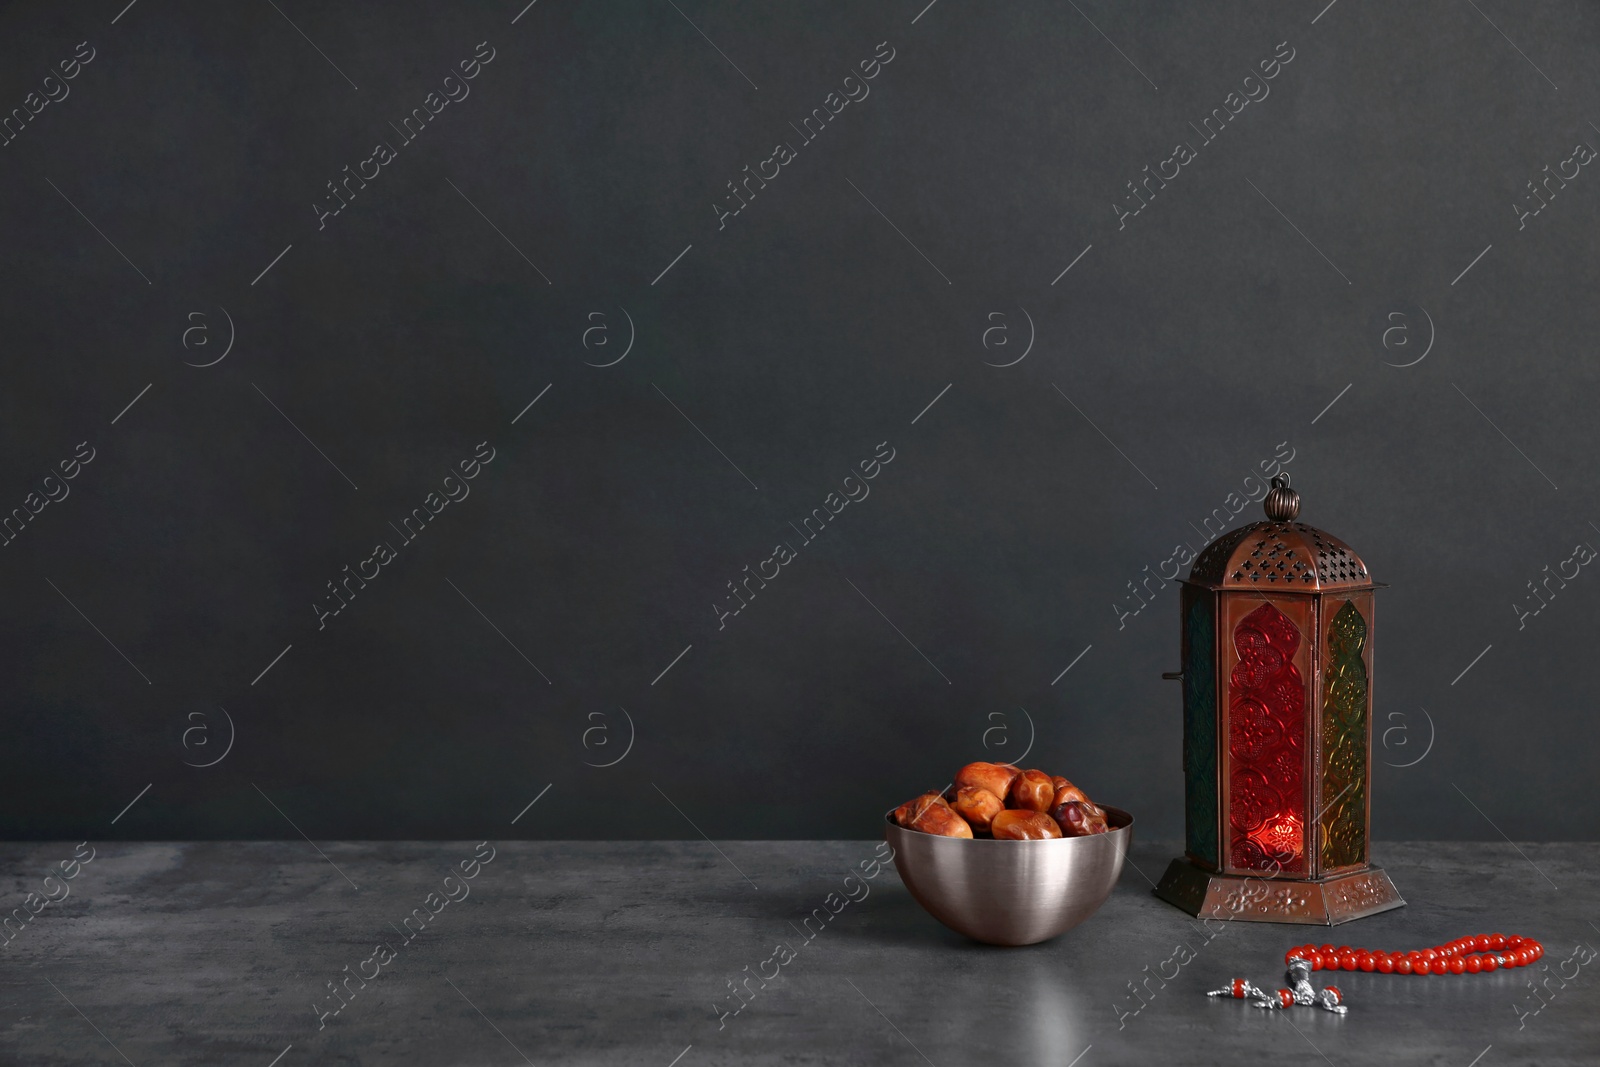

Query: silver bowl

[884,805,1133,946]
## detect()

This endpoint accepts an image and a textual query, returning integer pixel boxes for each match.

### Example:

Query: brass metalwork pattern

[1320,600,1368,869]
[1189,520,1371,591]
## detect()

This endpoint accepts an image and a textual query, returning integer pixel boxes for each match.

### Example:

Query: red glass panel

[1227,602,1307,875]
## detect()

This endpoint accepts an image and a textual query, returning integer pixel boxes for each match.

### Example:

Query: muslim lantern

[1154,474,1405,924]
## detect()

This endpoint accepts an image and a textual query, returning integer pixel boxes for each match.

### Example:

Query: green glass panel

[1320,600,1368,869]
[1183,591,1218,867]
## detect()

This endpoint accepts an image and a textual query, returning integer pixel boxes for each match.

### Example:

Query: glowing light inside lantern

[1248,813,1304,861]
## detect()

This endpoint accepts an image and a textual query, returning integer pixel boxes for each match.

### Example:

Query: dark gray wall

[1,0,1595,843]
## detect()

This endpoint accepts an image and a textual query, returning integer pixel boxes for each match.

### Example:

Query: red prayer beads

[1284,934,1543,976]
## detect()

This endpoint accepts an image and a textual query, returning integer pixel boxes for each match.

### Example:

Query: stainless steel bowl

[885,806,1133,946]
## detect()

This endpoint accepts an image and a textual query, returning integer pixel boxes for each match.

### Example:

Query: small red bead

[1489,933,1506,949]
[1466,955,1483,974]
[1535,943,1546,960]
[1396,956,1413,975]
[1377,954,1394,974]
[1358,951,1376,972]
[1342,952,1360,971]
[1449,957,1467,975]
[1310,953,1323,971]
[1468,935,1484,951]
[1415,958,1432,975]
[1421,948,1439,961]
[1319,943,1336,955]
[1482,955,1498,973]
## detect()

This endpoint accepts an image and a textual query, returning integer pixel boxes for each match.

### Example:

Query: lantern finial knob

[1264,473,1300,522]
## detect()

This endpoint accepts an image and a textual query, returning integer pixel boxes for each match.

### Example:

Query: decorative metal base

[1153,858,1405,925]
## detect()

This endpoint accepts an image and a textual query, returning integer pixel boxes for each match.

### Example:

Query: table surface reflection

[0,839,1594,1065]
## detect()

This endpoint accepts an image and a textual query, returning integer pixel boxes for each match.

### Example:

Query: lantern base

[1153,858,1405,925]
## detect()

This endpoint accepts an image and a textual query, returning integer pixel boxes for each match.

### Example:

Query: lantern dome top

[1187,475,1373,591]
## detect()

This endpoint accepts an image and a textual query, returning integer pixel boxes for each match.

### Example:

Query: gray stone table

[1,839,1595,1065]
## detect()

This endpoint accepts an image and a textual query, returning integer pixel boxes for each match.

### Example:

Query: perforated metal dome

[1186,475,1373,591]
[1188,520,1371,590]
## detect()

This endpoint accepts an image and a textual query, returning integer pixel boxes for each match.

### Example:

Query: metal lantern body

[1154,478,1405,925]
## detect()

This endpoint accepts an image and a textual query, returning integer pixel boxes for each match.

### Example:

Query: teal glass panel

[1183,589,1218,867]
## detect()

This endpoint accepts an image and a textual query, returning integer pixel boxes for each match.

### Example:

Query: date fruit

[893,793,973,837]
[947,786,1005,834]
[1008,769,1056,812]
[1052,780,1090,807]
[953,761,1021,801]
[1051,800,1109,837]
[912,801,974,838]
[991,809,1063,840]
[891,760,1114,843]
[893,792,945,829]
